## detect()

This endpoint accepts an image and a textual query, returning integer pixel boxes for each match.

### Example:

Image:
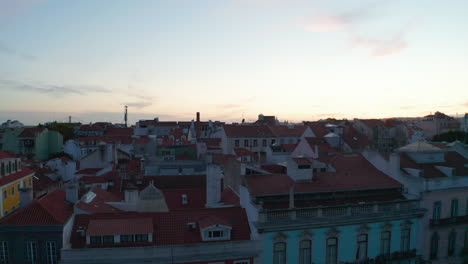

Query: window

[235,140,240,147]
[102,236,114,243]
[25,241,37,263]
[430,233,439,260]
[262,139,267,147]
[90,236,102,245]
[209,230,225,238]
[271,139,276,145]
[432,201,441,220]
[466,198,468,215]
[400,228,411,252]
[120,235,134,243]
[380,231,391,255]
[356,234,368,260]
[451,199,458,218]
[0,163,4,176]
[299,240,312,264]
[244,140,249,147]
[135,234,148,242]
[10,187,14,196]
[2,190,6,200]
[273,242,286,264]
[448,231,456,256]
[0,241,9,264]
[465,230,468,248]
[233,261,250,264]
[182,194,188,205]
[298,165,311,169]
[45,241,57,264]
[326,237,338,264]
[253,140,258,147]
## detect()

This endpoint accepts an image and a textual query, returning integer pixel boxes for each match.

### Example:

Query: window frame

[234,140,240,147]
[447,231,456,256]
[400,228,411,252]
[299,239,312,264]
[25,241,37,263]
[273,242,287,264]
[432,201,441,220]
[430,232,439,260]
[356,234,368,260]
[450,199,458,218]
[45,241,57,264]
[0,241,9,264]
[380,231,391,256]
[326,237,338,264]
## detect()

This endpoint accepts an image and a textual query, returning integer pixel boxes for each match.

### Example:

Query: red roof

[79,124,105,131]
[123,174,206,191]
[220,187,240,206]
[400,151,468,178]
[281,144,297,153]
[76,168,103,175]
[223,124,274,137]
[198,215,232,229]
[269,125,306,137]
[201,138,222,149]
[75,187,122,214]
[304,122,328,137]
[70,207,251,248]
[234,148,257,160]
[261,164,287,174]
[342,126,372,149]
[134,136,151,144]
[245,153,402,195]
[87,218,153,236]
[76,136,133,145]
[212,154,236,166]
[105,128,133,136]
[18,127,45,138]
[163,189,206,210]
[0,150,15,159]
[0,190,73,225]
[0,166,34,187]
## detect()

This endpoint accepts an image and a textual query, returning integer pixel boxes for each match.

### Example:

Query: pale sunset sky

[0,0,467,125]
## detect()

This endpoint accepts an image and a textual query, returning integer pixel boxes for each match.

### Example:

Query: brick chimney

[196,112,201,140]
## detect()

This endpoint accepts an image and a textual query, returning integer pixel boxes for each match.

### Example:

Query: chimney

[289,184,295,209]
[66,182,78,204]
[20,188,33,208]
[196,112,201,140]
[206,164,222,207]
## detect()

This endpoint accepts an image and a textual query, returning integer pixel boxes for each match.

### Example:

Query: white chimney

[206,164,222,207]
[66,182,78,204]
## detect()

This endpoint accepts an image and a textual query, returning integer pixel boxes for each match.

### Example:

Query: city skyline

[1,0,467,124]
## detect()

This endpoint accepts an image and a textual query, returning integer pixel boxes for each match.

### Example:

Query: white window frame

[201,225,232,241]
[25,241,37,264]
[0,241,9,264]
[45,241,57,264]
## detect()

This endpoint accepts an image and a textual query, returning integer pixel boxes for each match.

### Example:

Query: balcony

[341,250,422,264]
[430,215,468,228]
[257,200,424,229]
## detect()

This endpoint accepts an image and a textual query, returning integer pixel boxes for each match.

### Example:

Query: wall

[263,218,420,264]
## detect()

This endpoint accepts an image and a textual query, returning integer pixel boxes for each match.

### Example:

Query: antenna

[68,116,72,123]
[124,105,128,127]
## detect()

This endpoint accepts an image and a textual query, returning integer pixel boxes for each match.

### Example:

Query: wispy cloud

[0,79,111,96]
[298,1,411,57]
[0,42,38,61]
[350,29,408,57]
[124,101,152,109]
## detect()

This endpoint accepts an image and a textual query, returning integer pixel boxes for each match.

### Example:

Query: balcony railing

[430,215,468,227]
[341,250,422,264]
[258,200,422,224]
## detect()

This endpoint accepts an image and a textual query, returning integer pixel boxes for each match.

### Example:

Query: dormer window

[182,194,188,205]
[201,226,231,241]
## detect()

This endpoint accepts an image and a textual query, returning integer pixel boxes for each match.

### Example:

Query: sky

[0,0,467,125]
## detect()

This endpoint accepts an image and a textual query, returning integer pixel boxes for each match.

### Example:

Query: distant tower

[124,105,128,127]
[68,116,71,123]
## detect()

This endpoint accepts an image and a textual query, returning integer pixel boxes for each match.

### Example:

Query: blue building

[243,153,426,264]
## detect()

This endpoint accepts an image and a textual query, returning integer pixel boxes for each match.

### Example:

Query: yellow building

[0,151,34,218]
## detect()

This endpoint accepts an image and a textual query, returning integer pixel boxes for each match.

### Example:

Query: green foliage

[46,122,76,141]
[433,131,468,144]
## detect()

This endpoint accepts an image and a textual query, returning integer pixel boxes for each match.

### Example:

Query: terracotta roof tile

[18,127,45,138]
[0,166,34,187]
[0,190,73,225]
[223,124,275,137]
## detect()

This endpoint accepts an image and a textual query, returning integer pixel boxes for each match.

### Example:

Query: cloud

[125,101,152,109]
[350,30,408,57]
[0,79,111,96]
[0,42,38,61]
[300,9,369,33]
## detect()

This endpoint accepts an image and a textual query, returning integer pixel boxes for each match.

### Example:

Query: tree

[46,122,76,141]
[432,131,468,144]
